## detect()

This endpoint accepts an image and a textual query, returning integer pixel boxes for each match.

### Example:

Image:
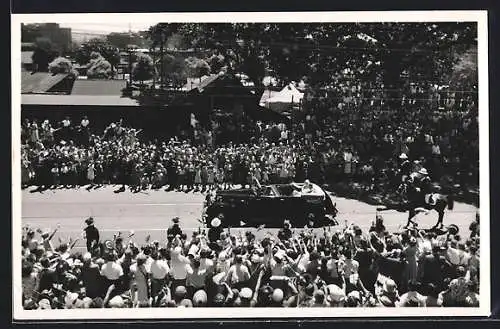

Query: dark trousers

[151,278,166,298]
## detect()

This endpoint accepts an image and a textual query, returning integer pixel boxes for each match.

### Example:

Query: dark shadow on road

[29,186,47,193]
[114,186,126,194]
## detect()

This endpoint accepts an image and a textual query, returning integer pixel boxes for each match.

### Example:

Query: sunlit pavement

[21,186,478,251]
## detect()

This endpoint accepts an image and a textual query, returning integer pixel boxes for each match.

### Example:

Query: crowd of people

[21,94,478,199]
[21,211,480,309]
[20,26,480,310]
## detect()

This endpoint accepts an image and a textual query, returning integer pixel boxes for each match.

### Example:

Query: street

[21,186,479,251]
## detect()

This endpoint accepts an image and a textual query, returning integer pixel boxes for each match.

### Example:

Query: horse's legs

[436,210,444,228]
[406,208,416,228]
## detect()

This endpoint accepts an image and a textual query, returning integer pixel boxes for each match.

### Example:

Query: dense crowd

[21,95,478,197]
[21,212,480,309]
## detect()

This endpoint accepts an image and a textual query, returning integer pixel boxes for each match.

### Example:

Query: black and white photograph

[11,11,490,319]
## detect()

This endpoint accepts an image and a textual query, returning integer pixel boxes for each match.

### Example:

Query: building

[21,23,72,53]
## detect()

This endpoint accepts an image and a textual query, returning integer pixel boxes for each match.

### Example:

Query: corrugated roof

[21,72,70,94]
[22,94,139,107]
[21,51,34,64]
[71,80,127,95]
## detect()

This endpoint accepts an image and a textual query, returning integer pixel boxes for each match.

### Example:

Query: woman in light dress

[402,237,419,286]
[207,166,215,191]
[87,162,96,185]
[130,254,150,307]
[194,165,202,191]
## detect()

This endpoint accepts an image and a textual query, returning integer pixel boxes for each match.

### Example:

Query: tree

[162,54,187,89]
[449,46,477,91]
[48,57,76,75]
[75,38,120,75]
[87,52,113,79]
[208,53,226,74]
[185,57,211,79]
[132,53,156,84]
[31,37,58,72]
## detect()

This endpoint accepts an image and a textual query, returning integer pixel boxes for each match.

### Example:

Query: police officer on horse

[398,153,412,183]
[407,167,433,206]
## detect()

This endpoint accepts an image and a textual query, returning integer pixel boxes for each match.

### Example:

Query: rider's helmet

[418,168,429,176]
[399,153,408,161]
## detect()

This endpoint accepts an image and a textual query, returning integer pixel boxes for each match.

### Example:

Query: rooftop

[22,94,139,107]
[21,72,70,94]
[71,79,127,95]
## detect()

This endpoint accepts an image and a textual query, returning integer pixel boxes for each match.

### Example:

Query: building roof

[71,79,127,95]
[259,89,281,105]
[21,94,139,107]
[183,74,220,92]
[21,51,34,64]
[21,72,70,94]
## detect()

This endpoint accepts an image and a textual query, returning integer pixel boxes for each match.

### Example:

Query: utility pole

[128,48,133,86]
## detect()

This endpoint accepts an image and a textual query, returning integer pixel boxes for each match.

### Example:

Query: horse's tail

[447,194,455,210]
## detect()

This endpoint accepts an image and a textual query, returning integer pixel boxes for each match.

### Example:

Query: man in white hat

[208,215,223,243]
[407,166,432,204]
[398,153,412,183]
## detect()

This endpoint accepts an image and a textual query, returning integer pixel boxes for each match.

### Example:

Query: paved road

[21,186,478,251]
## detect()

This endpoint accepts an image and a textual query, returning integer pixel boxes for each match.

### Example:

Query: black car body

[205,182,338,228]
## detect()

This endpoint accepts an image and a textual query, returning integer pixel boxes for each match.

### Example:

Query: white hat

[383,279,397,293]
[239,287,253,299]
[38,298,52,310]
[83,252,92,262]
[348,290,361,301]
[193,290,208,306]
[73,259,83,267]
[82,297,93,308]
[326,284,345,303]
[108,295,125,308]
[399,153,408,160]
[64,292,79,309]
[419,168,429,175]
[272,288,284,302]
[211,217,221,228]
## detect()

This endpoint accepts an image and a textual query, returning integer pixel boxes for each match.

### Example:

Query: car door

[247,187,276,226]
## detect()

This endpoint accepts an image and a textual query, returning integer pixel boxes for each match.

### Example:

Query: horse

[378,182,455,229]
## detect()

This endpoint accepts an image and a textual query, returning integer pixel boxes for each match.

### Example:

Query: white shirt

[447,247,461,266]
[226,264,250,284]
[341,259,359,278]
[144,256,153,273]
[398,291,426,307]
[150,259,170,280]
[199,258,214,273]
[101,261,124,280]
[170,256,193,280]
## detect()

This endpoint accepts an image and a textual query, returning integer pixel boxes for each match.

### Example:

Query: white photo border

[11,10,490,320]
